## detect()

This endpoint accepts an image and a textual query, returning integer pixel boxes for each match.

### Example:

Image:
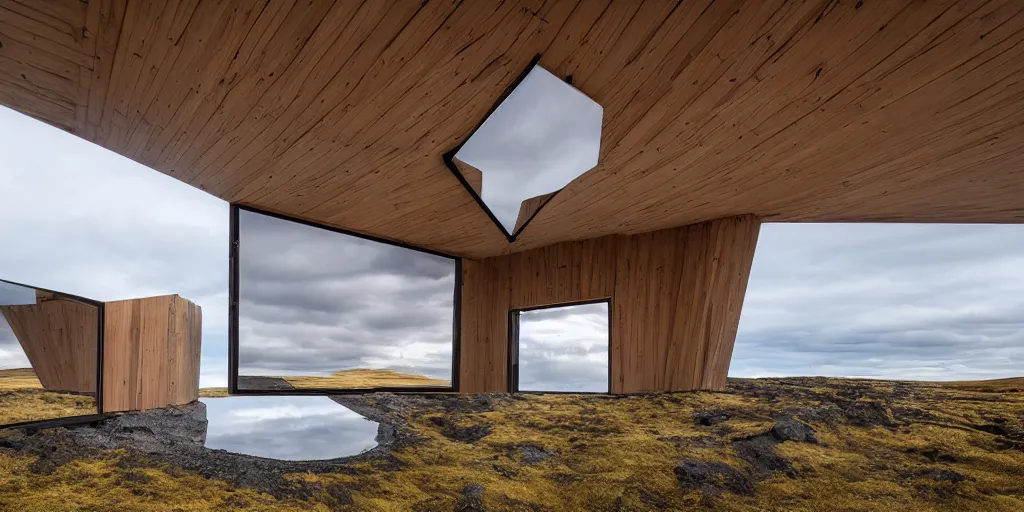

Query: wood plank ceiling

[1,0,1023,258]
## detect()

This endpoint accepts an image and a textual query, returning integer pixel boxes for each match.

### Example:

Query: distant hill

[0,368,41,390]
[937,377,1024,392]
[282,368,451,389]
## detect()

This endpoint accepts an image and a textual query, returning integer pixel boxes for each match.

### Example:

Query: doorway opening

[508,300,610,393]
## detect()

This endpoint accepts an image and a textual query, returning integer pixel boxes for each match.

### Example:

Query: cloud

[0,316,29,370]
[517,303,609,392]
[455,65,602,232]
[237,209,456,381]
[732,223,1024,381]
[1,104,1020,395]
[200,396,378,460]
[0,107,228,384]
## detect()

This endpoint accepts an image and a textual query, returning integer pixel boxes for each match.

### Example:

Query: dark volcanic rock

[457,483,486,511]
[734,435,794,479]
[843,400,894,427]
[771,417,818,443]
[674,458,752,496]
[236,376,295,391]
[430,416,491,443]
[909,467,969,483]
[693,411,730,426]
[514,444,553,464]
[71,401,208,452]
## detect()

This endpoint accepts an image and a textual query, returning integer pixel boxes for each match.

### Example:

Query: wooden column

[101,295,202,412]
[459,215,760,394]
[0,294,99,393]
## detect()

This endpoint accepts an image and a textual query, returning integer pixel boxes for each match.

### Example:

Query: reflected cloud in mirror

[236,209,456,391]
[200,396,379,460]
[517,302,609,393]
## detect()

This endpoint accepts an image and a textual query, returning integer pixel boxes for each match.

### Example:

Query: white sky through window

[455,65,602,235]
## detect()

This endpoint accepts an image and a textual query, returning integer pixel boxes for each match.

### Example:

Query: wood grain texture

[101,294,201,412]
[0,296,98,393]
[460,215,759,393]
[1,1,1023,258]
[514,192,557,234]
[459,257,511,393]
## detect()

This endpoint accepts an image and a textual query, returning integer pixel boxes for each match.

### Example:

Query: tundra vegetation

[0,369,95,425]
[0,375,1021,511]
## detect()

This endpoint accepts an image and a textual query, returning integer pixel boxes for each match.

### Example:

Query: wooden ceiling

[1,0,1023,258]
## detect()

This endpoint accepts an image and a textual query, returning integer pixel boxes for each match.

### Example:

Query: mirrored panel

[0,280,100,426]
[452,63,603,237]
[513,301,610,393]
[234,208,457,392]
[199,396,379,460]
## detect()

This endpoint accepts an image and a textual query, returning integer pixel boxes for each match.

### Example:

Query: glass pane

[455,65,603,234]
[236,210,456,391]
[0,282,99,425]
[517,302,609,393]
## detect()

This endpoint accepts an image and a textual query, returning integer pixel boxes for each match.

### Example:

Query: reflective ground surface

[199,396,378,460]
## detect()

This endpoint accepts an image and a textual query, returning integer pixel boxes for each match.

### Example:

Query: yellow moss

[0,368,97,424]
[0,389,96,425]
[197,388,229,398]
[282,368,450,389]
[2,377,1023,510]
[0,368,43,390]
[0,452,321,512]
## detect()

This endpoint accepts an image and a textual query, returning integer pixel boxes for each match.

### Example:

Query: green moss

[1,377,1022,511]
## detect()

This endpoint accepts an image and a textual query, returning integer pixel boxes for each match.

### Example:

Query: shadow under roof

[1,0,1022,258]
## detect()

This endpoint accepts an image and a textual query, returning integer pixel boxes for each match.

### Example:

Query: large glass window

[512,302,610,393]
[0,280,100,426]
[234,208,457,392]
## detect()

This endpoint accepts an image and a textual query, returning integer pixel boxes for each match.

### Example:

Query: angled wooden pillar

[0,293,99,393]
[101,295,202,413]
[459,215,760,393]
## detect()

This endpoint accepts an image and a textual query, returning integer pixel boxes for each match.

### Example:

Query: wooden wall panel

[459,258,511,393]
[612,215,760,393]
[0,297,98,393]
[102,295,201,412]
[460,215,760,393]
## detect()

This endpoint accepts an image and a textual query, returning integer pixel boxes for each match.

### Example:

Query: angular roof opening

[449,60,603,239]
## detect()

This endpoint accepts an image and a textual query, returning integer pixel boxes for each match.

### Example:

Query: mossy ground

[0,369,96,425]
[281,369,450,389]
[1,377,1022,511]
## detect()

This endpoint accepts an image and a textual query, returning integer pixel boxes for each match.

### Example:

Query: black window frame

[507,298,612,395]
[0,278,107,429]
[228,204,462,395]
[442,53,581,242]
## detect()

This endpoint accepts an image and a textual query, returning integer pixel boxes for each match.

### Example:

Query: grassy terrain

[0,376,1021,511]
[281,368,451,389]
[0,369,97,425]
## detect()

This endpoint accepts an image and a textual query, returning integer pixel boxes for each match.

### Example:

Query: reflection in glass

[454,64,603,235]
[200,396,378,460]
[236,209,456,391]
[517,302,609,393]
[0,280,99,425]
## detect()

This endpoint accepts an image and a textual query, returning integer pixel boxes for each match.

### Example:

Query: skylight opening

[450,60,603,238]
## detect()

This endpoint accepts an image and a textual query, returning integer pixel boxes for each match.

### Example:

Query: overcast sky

[0,106,1021,391]
[238,209,455,382]
[518,303,609,392]
[200,396,378,460]
[456,65,601,234]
